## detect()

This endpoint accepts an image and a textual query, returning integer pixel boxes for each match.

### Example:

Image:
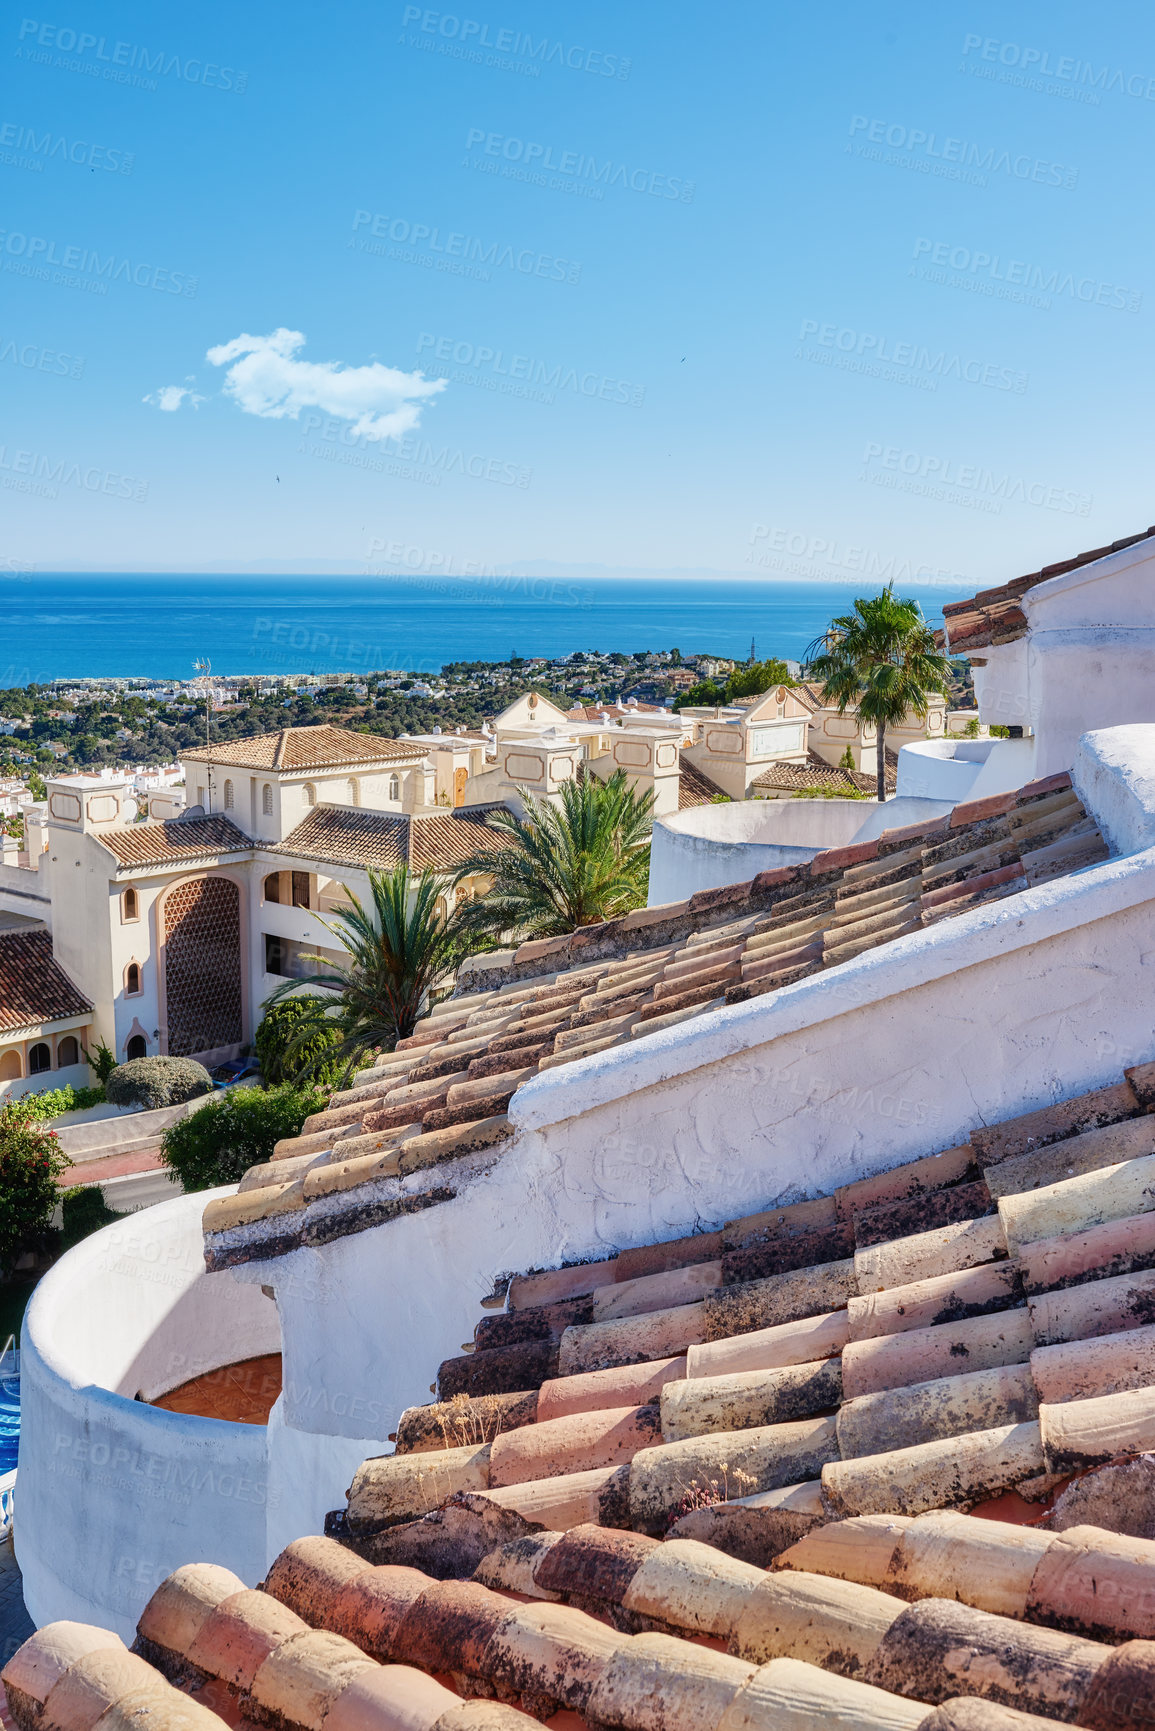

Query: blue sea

[1,573,975,684]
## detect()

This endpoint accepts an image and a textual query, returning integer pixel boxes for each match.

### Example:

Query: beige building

[0,725,506,1088]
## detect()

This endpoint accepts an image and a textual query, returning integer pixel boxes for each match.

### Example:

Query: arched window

[126,1034,147,1061]
[348,778,360,807]
[303,782,316,807]
[122,886,139,922]
[263,872,282,904]
[0,1050,21,1081]
[223,779,235,810]
[29,1042,52,1074]
[389,774,400,801]
[57,1035,79,1067]
[125,962,141,995]
[262,783,273,816]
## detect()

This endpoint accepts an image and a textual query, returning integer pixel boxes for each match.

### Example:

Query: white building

[0,726,507,1090]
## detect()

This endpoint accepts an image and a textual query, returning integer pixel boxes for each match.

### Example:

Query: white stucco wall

[1072,725,1155,857]
[243,821,1154,1471]
[966,540,1155,777]
[647,796,954,905]
[19,1191,280,1637]
[896,738,1038,804]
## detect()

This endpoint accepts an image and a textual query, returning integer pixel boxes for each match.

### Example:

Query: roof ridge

[272,728,290,769]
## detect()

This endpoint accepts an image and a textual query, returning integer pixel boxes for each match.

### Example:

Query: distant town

[0,647,974,818]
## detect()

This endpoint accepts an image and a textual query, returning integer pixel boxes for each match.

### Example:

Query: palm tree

[806,587,951,801]
[263,864,464,1072]
[454,769,655,941]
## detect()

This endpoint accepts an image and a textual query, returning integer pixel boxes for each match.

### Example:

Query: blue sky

[4,0,1154,588]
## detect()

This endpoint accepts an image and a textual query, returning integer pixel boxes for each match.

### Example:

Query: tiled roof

[182,725,429,771]
[678,758,730,807]
[566,702,668,721]
[750,750,893,798]
[270,806,513,873]
[939,527,1155,653]
[98,813,252,868]
[0,928,90,1032]
[21,1061,1155,1731]
[202,773,1110,1265]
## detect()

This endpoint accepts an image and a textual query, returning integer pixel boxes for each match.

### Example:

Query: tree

[160,1084,325,1192]
[724,659,794,701]
[806,587,951,801]
[454,769,654,940]
[0,1103,70,1274]
[255,998,346,1088]
[673,680,725,710]
[264,864,465,1065]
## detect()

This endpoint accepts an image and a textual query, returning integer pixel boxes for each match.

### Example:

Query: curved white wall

[648,796,954,905]
[896,738,1038,804]
[19,1190,280,1638]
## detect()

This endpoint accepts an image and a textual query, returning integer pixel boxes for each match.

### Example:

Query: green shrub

[789,785,870,800]
[80,1038,117,1084]
[18,1084,106,1121]
[160,1084,324,1191]
[60,1185,121,1247]
[105,1056,213,1111]
[255,998,346,1088]
[0,1103,70,1274]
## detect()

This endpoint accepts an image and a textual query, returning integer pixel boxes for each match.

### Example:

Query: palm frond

[453,768,654,941]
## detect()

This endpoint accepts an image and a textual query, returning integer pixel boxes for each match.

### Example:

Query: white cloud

[143,382,205,411]
[204,327,445,440]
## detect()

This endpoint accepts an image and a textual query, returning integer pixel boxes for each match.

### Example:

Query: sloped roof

[750,749,894,798]
[182,725,428,771]
[202,773,1109,1265]
[678,757,730,807]
[23,1059,1155,1731]
[0,928,91,1031]
[270,805,512,874]
[98,813,252,868]
[939,526,1155,653]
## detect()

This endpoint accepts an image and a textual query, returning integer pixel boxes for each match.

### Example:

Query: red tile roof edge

[460,773,1075,996]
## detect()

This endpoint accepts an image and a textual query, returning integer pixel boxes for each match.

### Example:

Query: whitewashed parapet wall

[225,726,1155,1561]
[19,1190,281,1639]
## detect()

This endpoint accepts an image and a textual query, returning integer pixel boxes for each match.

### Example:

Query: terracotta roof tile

[269,805,512,872]
[182,724,428,771]
[46,1056,1155,1731]
[98,813,251,867]
[938,526,1155,652]
[750,750,895,797]
[677,757,731,806]
[0,928,91,1031]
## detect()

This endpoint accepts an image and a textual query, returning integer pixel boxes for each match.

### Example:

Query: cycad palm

[263,864,462,1072]
[455,769,654,940]
[806,587,951,801]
